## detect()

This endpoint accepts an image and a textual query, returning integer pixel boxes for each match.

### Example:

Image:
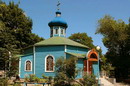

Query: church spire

[48,0,68,37]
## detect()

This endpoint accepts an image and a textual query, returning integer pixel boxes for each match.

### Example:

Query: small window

[56,29,58,34]
[25,60,31,71]
[61,29,63,34]
[46,55,54,72]
[51,29,53,37]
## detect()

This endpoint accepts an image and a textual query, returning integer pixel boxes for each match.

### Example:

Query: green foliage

[29,74,36,82]
[100,55,112,75]
[54,57,78,86]
[13,83,21,86]
[24,74,40,82]
[42,74,48,79]
[48,76,53,82]
[24,74,29,82]
[0,1,44,77]
[69,32,95,48]
[0,1,44,50]
[0,78,9,86]
[80,73,97,86]
[96,15,130,79]
[34,77,40,82]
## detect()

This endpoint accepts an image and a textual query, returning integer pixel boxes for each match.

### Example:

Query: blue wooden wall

[35,45,65,78]
[66,45,88,78]
[20,54,33,78]
[76,59,84,79]
[92,62,99,78]
[66,46,88,54]
[20,45,100,79]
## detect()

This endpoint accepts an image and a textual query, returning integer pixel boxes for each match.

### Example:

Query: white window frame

[24,60,32,71]
[45,55,55,72]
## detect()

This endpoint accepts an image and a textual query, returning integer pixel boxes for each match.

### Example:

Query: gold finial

[57,0,60,10]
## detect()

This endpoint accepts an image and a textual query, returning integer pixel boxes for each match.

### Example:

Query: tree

[69,33,95,49]
[0,1,44,77]
[0,1,43,50]
[54,57,78,86]
[96,15,130,79]
[80,73,97,86]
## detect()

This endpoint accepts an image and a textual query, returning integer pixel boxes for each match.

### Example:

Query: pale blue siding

[35,45,65,78]
[66,53,71,59]
[76,59,84,79]
[20,44,100,79]
[67,46,88,54]
[20,54,33,78]
[92,62,99,78]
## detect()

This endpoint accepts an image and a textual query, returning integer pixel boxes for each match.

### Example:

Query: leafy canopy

[69,32,95,49]
[96,15,130,79]
[0,1,43,77]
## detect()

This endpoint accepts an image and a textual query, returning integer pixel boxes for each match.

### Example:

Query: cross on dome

[57,0,60,10]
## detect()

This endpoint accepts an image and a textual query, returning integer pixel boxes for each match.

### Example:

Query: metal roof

[35,37,89,48]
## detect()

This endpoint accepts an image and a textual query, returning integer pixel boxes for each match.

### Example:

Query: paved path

[100,78,114,86]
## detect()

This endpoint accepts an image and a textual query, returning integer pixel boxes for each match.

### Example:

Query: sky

[3,0,130,54]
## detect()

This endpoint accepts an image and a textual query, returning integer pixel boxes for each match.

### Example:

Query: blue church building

[19,10,100,79]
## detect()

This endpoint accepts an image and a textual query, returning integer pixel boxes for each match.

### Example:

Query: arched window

[45,55,54,72]
[25,60,32,71]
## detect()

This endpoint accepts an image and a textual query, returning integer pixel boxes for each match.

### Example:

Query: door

[84,60,87,72]
[84,60,93,74]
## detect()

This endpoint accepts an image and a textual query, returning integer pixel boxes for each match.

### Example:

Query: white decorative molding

[45,54,55,72]
[24,59,32,71]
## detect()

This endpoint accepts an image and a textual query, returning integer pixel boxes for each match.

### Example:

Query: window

[25,60,32,71]
[53,26,59,34]
[61,29,63,34]
[45,55,54,72]
[55,29,58,34]
[50,29,53,37]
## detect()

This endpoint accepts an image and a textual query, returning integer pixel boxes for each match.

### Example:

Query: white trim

[45,55,55,72]
[59,27,61,36]
[64,45,67,59]
[86,50,91,58]
[33,46,35,74]
[63,29,65,37]
[19,57,21,76]
[24,59,32,71]
[65,45,67,52]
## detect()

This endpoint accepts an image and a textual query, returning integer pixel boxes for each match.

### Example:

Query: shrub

[54,57,78,86]
[24,74,40,82]
[13,83,22,86]
[42,74,48,79]
[29,74,36,82]
[80,73,97,86]
[0,78,8,86]
[34,77,40,82]
[48,76,53,82]
[24,76,29,82]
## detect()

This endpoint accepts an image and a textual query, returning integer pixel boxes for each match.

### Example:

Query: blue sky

[4,0,130,54]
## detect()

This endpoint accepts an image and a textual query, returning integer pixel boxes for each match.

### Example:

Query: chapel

[19,6,100,79]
